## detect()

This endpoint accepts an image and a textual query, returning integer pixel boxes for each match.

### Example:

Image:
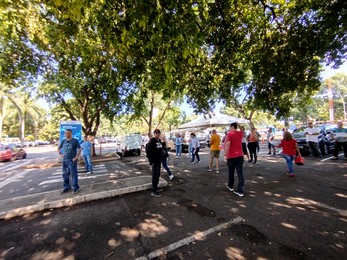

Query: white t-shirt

[304,127,320,143]
[191,137,200,148]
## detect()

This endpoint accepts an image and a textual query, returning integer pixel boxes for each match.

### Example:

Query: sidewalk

[0,154,168,220]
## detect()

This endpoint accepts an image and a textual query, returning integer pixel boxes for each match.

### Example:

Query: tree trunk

[148,91,155,136]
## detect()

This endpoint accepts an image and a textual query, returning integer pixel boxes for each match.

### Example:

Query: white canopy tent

[178,113,249,129]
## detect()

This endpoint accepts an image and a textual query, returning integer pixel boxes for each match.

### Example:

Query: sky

[320,62,347,80]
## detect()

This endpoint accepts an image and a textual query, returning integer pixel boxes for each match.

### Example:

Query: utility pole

[339,93,347,121]
[327,79,334,123]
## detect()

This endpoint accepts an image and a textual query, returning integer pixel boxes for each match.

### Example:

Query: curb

[0,177,167,220]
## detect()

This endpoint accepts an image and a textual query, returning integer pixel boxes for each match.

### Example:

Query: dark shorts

[242,143,248,155]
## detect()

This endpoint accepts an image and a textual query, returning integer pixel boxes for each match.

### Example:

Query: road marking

[39,173,111,185]
[0,160,31,172]
[0,169,34,189]
[321,153,345,162]
[51,164,107,175]
[135,216,244,260]
[40,164,109,185]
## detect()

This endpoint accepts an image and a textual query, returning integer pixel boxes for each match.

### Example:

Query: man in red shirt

[223,122,245,197]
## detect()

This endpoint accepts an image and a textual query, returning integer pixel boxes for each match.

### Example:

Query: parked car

[180,135,207,153]
[164,137,175,150]
[293,126,335,155]
[0,144,27,161]
[116,134,142,156]
[23,141,36,147]
[141,136,149,149]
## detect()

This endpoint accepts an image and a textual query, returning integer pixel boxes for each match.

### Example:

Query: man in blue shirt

[81,135,93,174]
[331,121,347,161]
[58,129,82,194]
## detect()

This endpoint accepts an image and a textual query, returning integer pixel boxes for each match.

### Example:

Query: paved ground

[0,146,346,260]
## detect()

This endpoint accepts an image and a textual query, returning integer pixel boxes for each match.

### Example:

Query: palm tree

[2,90,47,142]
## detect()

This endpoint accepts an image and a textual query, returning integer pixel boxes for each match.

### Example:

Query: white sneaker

[226,185,234,192]
[169,175,174,180]
[86,171,91,174]
[208,168,212,172]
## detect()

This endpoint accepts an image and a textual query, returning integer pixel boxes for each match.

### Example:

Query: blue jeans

[188,143,192,157]
[161,157,172,176]
[83,154,93,172]
[62,158,79,191]
[227,156,244,193]
[176,144,182,157]
[283,154,295,174]
[191,147,200,162]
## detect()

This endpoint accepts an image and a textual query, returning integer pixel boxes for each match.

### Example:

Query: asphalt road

[0,144,346,260]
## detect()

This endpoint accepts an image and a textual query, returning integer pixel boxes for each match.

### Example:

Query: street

[0,144,346,259]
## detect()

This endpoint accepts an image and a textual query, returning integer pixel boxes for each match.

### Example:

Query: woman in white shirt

[190,133,201,163]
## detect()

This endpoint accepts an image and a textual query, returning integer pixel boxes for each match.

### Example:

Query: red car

[0,144,27,161]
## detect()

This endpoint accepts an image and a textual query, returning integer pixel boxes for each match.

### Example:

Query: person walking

[146,129,164,197]
[160,136,174,180]
[304,122,322,157]
[240,126,250,161]
[187,134,193,158]
[175,133,183,158]
[190,133,201,163]
[278,131,301,177]
[331,121,347,160]
[81,135,93,174]
[58,129,82,195]
[208,129,221,173]
[224,122,245,197]
[247,127,258,164]
[267,128,276,155]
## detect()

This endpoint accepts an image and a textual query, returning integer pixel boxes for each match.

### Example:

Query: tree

[1,91,47,141]
[2,0,347,130]
[320,73,347,121]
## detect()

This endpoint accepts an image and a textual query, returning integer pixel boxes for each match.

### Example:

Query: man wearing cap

[58,129,82,195]
[146,129,163,197]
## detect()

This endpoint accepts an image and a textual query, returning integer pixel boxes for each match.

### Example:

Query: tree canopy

[1,0,346,135]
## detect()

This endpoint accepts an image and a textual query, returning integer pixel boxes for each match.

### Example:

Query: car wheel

[320,143,329,155]
[23,153,27,159]
[323,143,329,155]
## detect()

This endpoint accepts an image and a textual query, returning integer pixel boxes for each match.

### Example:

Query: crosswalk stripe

[0,169,34,189]
[39,164,109,185]
[39,173,111,185]
[0,160,31,172]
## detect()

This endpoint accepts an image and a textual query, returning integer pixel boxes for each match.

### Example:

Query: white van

[116,134,142,156]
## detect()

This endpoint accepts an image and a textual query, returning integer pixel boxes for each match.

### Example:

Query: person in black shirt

[146,129,163,197]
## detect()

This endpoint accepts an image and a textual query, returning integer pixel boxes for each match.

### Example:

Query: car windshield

[293,127,306,138]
